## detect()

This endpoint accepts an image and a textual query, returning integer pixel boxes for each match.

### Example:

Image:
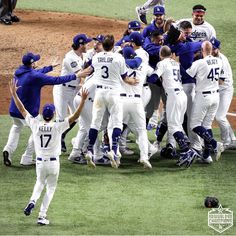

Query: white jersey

[91,51,127,89]
[218,52,233,90]
[155,58,183,94]
[60,50,86,86]
[135,48,149,65]
[25,114,70,158]
[175,18,216,42]
[122,63,154,95]
[186,55,223,93]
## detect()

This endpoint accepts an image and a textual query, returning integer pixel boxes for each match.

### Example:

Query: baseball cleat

[20,159,36,166]
[196,156,213,164]
[140,159,152,169]
[85,151,96,168]
[176,149,196,168]
[24,201,35,216]
[214,142,224,161]
[95,156,111,165]
[148,144,158,159]
[107,150,118,169]
[119,147,134,156]
[3,150,12,166]
[136,6,148,24]
[37,217,49,225]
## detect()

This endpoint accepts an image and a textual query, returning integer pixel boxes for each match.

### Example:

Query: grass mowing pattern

[0,115,235,234]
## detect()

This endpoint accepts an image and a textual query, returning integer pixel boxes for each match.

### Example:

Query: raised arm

[9,78,28,118]
[68,88,89,125]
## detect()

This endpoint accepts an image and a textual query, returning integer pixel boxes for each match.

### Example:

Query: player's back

[92,51,126,89]
[28,116,69,158]
[188,55,222,92]
[156,58,182,93]
[122,63,154,95]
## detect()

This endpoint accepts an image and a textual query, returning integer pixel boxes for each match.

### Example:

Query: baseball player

[120,46,157,168]
[166,23,203,154]
[174,4,216,42]
[83,35,138,168]
[211,37,236,149]
[136,0,165,24]
[152,46,196,167]
[53,33,92,153]
[186,41,224,164]
[3,52,87,167]
[0,0,19,25]
[115,20,141,47]
[142,6,166,38]
[9,77,88,225]
[68,35,106,164]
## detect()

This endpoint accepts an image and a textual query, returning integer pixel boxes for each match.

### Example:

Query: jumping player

[9,77,88,225]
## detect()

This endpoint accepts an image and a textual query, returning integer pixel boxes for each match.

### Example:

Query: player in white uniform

[9,78,88,225]
[83,35,138,169]
[121,46,156,168]
[136,0,165,24]
[175,4,216,42]
[153,46,196,167]
[210,37,236,149]
[53,33,92,152]
[68,35,105,163]
[186,41,224,164]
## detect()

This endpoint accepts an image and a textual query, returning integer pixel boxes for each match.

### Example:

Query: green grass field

[1,0,236,235]
[0,115,236,235]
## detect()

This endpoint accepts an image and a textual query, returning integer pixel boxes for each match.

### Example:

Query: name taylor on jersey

[97,57,113,63]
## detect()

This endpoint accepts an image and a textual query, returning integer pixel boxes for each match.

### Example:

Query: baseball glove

[204,196,219,208]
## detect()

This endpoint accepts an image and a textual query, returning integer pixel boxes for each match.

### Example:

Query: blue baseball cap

[129,32,144,46]
[210,37,221,49]
[153,6,165,15]
[92,34,105,43]
[42,104,55,121]
[128,20,141,30]
[123,46,136,59]
[22,52,40,65]
[73,34,92,46]
[121,35,130,44]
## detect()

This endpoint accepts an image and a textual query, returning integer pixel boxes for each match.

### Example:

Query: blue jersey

[169,41,202,84]
[143,37,162,69]
[10,65,76,119]
[142,21,165,39]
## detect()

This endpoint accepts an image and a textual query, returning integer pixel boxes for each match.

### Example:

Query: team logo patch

[70,61,78,68]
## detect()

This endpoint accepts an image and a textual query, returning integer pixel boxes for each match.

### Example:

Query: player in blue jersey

[142,6,166,38]
[115,20,141,47]
[2,52,89,167]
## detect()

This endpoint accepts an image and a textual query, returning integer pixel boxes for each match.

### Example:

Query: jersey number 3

[101,66,109,79]
[40,134,52,148]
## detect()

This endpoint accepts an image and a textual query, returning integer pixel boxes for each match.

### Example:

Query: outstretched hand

[80,87,89,100]
[9,77,20,95]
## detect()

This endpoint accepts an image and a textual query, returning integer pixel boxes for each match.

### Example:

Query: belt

[37,157,57,161]
[120,93,141,98]
[166,88,182,96]
[143,83,148,87]
[202,89,219,95]
[97,85,112,89]
[62,83,76,89]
